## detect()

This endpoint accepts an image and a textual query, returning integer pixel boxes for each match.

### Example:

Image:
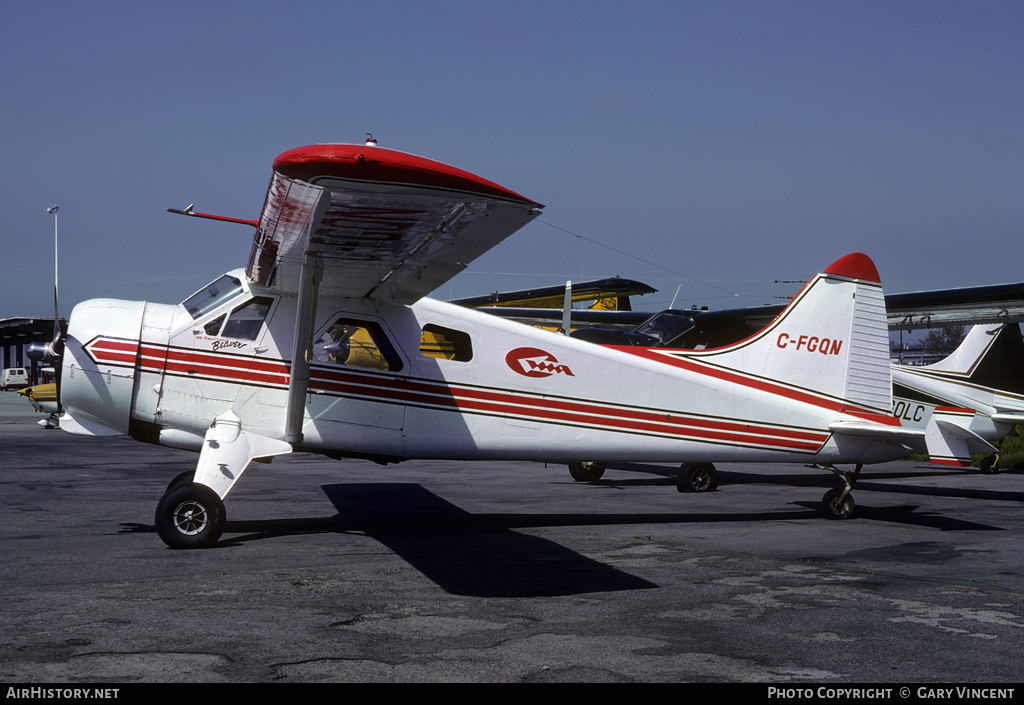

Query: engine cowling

[60,299,146,436]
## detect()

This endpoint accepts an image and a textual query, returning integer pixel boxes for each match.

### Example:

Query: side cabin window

[183,274,245,319]
[313,318,403,372]
[420,324,473,362]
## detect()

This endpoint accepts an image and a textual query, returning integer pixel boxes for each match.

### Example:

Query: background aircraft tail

[923,323,1024,394]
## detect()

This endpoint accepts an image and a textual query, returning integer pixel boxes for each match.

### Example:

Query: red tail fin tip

[823,252,880,282]
[824,253,880,283]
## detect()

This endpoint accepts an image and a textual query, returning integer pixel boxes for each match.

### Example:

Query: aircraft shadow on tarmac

[602,463,1016,531]
[123,469,1010,597]
[223,483,659,598]
[609,461,1023,491]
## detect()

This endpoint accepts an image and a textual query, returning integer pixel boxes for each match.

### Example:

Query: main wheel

[155,482,226,549]
[822,488,855,520]
[677,463,718,492]
[568,461,606,482]
[980,454,1000,474]
[164,470,196,494]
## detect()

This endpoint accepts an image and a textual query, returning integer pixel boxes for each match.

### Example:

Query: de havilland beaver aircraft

[43,142,922,549]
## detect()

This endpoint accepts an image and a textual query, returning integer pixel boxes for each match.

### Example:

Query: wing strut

[285,258,319,443]
[561,281,572,333]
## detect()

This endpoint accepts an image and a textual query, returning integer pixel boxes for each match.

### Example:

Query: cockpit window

[633,311,696,345]
[220,297,273,340]
[182,275,245,319]
[204,315,226,336]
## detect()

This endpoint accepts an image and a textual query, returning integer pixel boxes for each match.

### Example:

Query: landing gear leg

[820,464,861,520]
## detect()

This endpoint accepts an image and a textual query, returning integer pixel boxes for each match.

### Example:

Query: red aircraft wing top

[247,144,542,303]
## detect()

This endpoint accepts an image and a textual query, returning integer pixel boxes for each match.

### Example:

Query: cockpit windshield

[182,274,245,319]
[633,311,696,345]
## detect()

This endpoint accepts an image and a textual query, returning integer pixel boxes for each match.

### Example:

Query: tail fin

[926,323,1024,394]
[924,323,1004,375]
[691,253,892,414]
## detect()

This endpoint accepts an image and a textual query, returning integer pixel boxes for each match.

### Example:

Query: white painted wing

[246,144,543,304]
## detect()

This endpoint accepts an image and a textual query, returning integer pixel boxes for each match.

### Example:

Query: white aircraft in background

[42,141,919,549]
[891,322,1024,471]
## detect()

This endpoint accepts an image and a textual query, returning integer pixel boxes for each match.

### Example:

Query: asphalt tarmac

[2,390,1023,684]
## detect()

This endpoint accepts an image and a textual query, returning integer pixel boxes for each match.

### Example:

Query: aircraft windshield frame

[633,311,695,345]
[182,275,245,319]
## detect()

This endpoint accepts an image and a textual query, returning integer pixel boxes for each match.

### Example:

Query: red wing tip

[273,143,541,206]
[824,253,880,283]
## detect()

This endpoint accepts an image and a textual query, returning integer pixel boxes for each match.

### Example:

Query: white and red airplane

[48,142,921,549]
[891,322,1024,471]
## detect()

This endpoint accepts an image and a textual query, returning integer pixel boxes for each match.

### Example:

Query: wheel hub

[173,500,210,535]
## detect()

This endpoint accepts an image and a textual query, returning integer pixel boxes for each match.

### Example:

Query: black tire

[822,488,855,520]
[568,461,606,482]
[676,463,718,492]
[980,454,1000,474]
[155,482,226,549]
[164,470,196,494]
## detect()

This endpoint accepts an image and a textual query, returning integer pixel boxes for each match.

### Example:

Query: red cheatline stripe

[309,367,828,451]
[86,338,138,365]
[138,344,290,385]
[611,346,898,425]
[95,338,831,451]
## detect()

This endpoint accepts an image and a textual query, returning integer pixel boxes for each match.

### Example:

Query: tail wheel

[568,461,606,482]
[677,463,718,493]
[980,454,1000,474]
[155,482,226,549]
[822,488,855,520]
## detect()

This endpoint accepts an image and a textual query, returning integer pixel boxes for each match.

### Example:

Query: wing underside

[246,144,542,304]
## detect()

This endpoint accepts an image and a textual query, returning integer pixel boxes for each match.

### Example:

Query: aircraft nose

[59,298,146,437]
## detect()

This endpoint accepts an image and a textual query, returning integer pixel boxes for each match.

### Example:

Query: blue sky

[3,1,1022,319]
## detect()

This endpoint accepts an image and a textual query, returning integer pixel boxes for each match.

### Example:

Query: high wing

[246,143,543,303]
[696,282,1024,332]
[885,282,1024,330]
[468,280,1024,337]
[451,277,657,310]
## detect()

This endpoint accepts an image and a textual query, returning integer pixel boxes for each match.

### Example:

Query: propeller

[27,205,65,423]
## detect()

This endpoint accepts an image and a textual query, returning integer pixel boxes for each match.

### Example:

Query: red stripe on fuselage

[609,346,897,426]
[89,337,834,452]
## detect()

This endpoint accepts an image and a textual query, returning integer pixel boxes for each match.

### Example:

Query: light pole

[47,204,59,335]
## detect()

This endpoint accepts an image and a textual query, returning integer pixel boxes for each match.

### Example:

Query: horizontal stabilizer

[928,416,997,466]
